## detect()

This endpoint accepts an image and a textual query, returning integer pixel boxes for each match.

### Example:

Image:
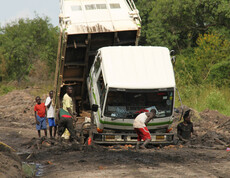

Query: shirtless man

[177,109,197,143]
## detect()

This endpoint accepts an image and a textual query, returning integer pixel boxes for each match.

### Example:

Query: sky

[0,0,60,27]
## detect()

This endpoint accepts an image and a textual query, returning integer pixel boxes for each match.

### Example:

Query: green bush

[0,16,58,82]
[0,85,15,95]
[205,90,225,111]
[208,60,230,87]
[175,84,230,116]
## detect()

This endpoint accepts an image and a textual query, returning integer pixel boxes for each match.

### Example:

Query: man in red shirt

[34,96,47,137]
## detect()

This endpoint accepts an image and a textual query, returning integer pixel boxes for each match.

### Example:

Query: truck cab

[87,46,176,143]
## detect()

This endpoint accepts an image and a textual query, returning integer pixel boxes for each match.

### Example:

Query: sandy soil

[0,90,230,178]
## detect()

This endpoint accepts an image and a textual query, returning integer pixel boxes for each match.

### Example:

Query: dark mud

[1,90,230,177]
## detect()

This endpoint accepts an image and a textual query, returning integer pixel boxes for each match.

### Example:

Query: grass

[175,84,230,116]
[0,83,16,96]
[0,79,54,98]
[28,82,54,98]
[1,80,230,117]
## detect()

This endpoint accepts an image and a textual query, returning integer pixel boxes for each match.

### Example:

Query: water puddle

[22,162,46,177]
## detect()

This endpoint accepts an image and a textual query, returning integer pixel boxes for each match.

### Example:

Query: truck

[54,0,141,112]
[87,46,176,144]
[54,0,176,144]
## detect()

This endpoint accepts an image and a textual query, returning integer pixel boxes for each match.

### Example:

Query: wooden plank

[67,43,86,48]
[63,77,84,82]
[64,62,86,66]
[60,34,68,84]
[54,32,63,109]
[81,34,91,102]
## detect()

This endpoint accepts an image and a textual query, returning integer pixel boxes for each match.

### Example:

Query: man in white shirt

[133,109,156,149]
[45,90,56,138]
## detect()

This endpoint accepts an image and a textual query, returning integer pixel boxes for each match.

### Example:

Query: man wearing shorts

[34,96,47,137]
[133,109,156,149]
[45,90,57,138]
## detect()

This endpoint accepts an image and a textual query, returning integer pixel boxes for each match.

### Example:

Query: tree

[175,33,230,86]
[0,16,58,82]
[0,48,7,81]
[209,60,230,87]
[194,33,230,87]
[144,0,230,50]
[134,0,155,45]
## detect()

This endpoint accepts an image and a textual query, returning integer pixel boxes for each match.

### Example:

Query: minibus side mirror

[92,104,98,112]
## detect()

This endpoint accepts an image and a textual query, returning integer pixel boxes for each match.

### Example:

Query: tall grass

[0,79,54,98]
[0,83,16,96]
[0,60,54,97]
[1,79,230,117]
[175,84,230,116]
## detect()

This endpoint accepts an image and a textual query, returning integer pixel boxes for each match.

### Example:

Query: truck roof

[59,0,140,34]
[100,46,176,89]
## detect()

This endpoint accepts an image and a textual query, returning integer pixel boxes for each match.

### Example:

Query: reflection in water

[22,162,45,177]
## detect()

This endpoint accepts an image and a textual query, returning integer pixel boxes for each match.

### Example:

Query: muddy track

[1,124,230,178]
[0,90,230,177]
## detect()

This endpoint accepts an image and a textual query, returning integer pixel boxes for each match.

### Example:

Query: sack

[61,129,70,139]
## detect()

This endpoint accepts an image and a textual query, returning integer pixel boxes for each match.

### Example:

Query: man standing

[133,109,156,149]
[45,90,57,138]
[62,86,77,120]
[34,96,47,137]
[177,109,196,143]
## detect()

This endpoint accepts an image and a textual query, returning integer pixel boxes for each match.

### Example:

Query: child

[45,90,57,138]
[34,96,47,137]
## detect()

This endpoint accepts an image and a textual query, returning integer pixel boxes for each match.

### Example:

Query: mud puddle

[22,162,46,177]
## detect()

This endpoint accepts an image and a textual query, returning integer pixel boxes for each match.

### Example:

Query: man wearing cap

[177,109,196,143]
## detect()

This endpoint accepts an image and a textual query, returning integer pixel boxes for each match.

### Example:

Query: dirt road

[1,125,230,178]
[0,90,230,177]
